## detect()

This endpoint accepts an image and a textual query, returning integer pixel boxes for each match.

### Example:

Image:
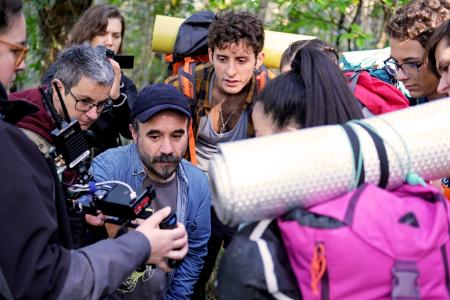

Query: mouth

[224,79,240,87]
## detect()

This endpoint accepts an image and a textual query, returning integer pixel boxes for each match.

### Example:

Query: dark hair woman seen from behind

[252,47,362,137]
[42,4,137,155]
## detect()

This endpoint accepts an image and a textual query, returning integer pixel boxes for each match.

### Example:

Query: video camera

[41,83,152,222]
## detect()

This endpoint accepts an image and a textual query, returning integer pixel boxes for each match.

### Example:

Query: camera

[42,83,151,222]
[105,49,134,69]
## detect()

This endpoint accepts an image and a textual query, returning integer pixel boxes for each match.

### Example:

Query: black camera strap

[52,81,71,124]
[39,86,64,130]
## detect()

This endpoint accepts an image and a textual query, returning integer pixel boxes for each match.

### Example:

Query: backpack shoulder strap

[178,58,199,165]
[255,65,271,93]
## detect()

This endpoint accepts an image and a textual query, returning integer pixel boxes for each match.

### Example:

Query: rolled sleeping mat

[209,98,450,226]
[151,15,315,69]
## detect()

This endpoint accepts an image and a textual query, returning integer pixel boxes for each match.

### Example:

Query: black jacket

[0,84,72,298]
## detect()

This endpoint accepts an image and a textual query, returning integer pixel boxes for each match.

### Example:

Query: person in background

[42,4,137,154]
[279,39,339,73]
[385,0,450,104]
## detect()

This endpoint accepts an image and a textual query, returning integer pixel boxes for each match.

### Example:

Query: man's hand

[109,59,122,101]
[136,207,188,272]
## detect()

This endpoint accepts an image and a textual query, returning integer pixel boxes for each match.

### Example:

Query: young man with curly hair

[385,0,450,103]
[165,11,273,299]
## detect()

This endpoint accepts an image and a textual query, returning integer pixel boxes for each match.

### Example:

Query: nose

[160,137,175,155]
[396,67,408,81]
[225,61,237,77]
[16,59,26,72]
[85,106,99,121]
[105,34,113,47]
[437,76,449,96]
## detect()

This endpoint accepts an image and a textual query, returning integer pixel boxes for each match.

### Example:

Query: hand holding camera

[136,207,188,272]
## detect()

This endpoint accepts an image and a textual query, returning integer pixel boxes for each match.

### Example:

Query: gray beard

[139,151,180,181]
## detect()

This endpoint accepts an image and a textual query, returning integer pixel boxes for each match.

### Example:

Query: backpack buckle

[392,261,420,300]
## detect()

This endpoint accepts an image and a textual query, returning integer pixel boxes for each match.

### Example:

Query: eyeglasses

[60,81,112,113]
[0,38,29,67]
[384,58,423,78]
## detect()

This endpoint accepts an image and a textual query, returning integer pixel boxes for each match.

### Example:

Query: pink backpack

[278,183,450,299]
[277,123,450,299]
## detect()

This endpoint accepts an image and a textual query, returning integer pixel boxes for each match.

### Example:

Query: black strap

[0,266,13,300]
[348,70,362,94]
[355,122,390,188]
[342,124,365,187]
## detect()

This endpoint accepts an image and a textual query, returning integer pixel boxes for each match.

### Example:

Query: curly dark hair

[68,4,125,53]
[208,11,264,57]
[0,0,22,34]
[425,19,450,77]
[386,0,450,48]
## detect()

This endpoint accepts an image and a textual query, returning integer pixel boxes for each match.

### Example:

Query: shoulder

[10,86,44,106]
[95,144,135,164]
[180,159,208,183]
[0,120,51,173]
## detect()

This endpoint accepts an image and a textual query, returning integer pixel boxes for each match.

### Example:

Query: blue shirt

[92,143,211,299]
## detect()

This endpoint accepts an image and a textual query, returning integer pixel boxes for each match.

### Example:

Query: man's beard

[139,150,181,181]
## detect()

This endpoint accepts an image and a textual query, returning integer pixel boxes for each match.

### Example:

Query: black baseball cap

[131,83,191,122]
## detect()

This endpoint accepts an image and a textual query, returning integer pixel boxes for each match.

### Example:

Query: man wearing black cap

[92,83,211,300]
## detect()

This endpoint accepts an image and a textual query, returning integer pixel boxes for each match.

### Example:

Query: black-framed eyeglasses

[383,58,423,77]
[60,81,112,112]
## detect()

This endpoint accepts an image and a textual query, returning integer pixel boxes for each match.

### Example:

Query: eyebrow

[401,56,423,63]
[173,129,186,134]
[146,129,161,136]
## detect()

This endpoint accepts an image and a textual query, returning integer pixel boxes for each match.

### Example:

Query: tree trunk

[36,0,92,71]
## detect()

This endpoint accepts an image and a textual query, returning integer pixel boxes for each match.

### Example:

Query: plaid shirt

[165,62,273,138]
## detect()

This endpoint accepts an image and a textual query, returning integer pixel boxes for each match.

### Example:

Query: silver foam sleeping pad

[209,98,450,226]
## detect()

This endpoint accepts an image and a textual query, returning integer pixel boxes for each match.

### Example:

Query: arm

[165,174,212,300]
[58,231,150,300]
[108,60,136,140]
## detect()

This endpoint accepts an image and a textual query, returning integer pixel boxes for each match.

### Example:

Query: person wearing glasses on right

[384,0,450,105]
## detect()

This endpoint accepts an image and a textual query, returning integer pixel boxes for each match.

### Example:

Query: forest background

[17,0,409,92]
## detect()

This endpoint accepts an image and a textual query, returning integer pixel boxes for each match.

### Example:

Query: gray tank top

[196,78,249,173]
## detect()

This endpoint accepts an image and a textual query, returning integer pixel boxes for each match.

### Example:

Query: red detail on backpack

[278,183,450,299]
[344,71,409,115]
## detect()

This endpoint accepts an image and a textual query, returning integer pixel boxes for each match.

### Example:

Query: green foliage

[19,0,411,92]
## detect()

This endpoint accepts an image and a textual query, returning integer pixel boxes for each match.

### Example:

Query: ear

[256,52,265,69]
[51,79,64,92]
[130,123,138,144]
[208,48,214,63]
